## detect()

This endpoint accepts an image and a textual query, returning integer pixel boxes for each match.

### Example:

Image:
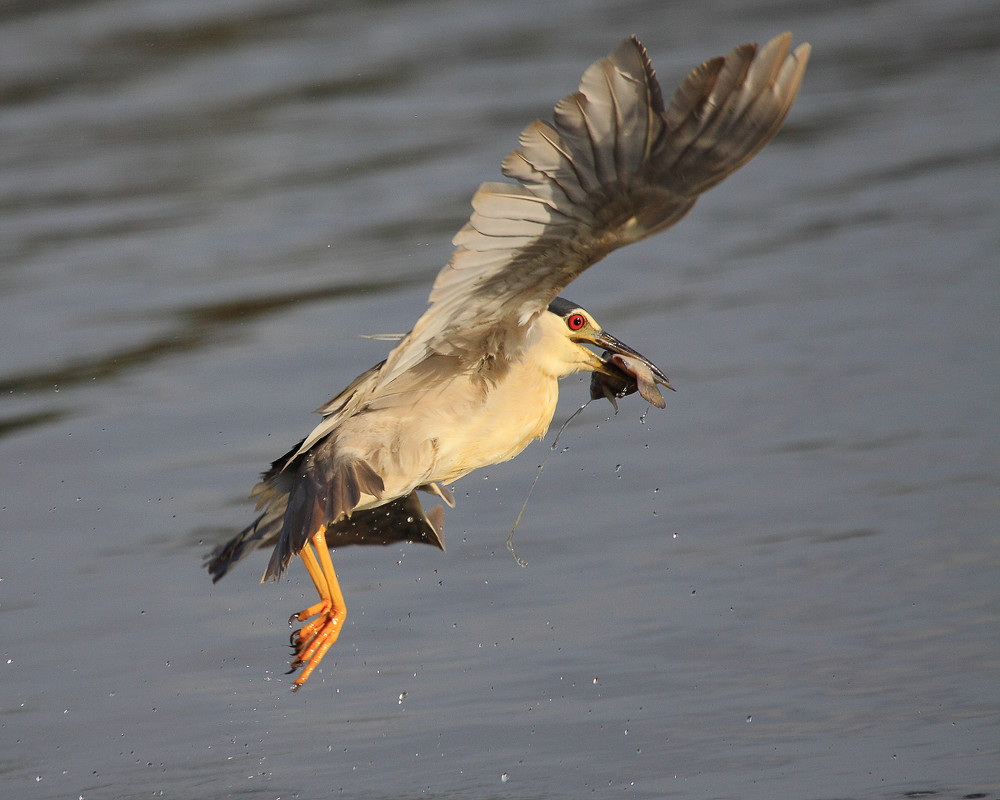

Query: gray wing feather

[206,487,445,584]
[377,33,809,386]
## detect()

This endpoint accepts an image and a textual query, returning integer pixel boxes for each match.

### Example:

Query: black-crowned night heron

[208,33,809,689]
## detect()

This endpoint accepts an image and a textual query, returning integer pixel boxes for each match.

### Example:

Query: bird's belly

[429,368,560,485]
[339,366,560,502]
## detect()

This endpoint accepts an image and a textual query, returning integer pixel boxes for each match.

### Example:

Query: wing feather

[376,33,809,386]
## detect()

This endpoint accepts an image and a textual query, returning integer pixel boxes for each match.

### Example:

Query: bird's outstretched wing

[378,33,809,386]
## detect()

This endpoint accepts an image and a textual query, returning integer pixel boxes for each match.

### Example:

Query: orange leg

[287,525,347,690]
[297,542,330,607]
[289,542,330,626]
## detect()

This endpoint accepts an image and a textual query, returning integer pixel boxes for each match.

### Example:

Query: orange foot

[288,598,344,689]
[285,526,347,690]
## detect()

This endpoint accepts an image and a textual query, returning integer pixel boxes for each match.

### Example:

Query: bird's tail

[262,453,385,581]
[205,482,290,583]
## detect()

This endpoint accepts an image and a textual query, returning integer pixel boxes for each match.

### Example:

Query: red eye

[567,313,586,331]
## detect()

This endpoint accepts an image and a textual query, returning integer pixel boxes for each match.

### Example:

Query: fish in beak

[547,296,673,410]
[581,330,674,410]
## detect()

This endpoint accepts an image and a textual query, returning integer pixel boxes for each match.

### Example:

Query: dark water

[1,1,997,798]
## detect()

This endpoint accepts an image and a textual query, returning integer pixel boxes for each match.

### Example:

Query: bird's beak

[575,330,674,409]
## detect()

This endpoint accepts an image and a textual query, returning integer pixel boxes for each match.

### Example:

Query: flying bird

[207,33,810,689]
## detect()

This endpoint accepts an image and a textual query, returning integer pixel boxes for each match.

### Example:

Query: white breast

[428,361,561,485]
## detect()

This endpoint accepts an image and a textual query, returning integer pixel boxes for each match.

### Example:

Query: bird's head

[543,297,674,408]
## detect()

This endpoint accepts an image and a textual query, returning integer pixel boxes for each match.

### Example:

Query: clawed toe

[289,608,343,687]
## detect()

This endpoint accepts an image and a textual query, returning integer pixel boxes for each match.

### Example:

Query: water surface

[1,1,997,798]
